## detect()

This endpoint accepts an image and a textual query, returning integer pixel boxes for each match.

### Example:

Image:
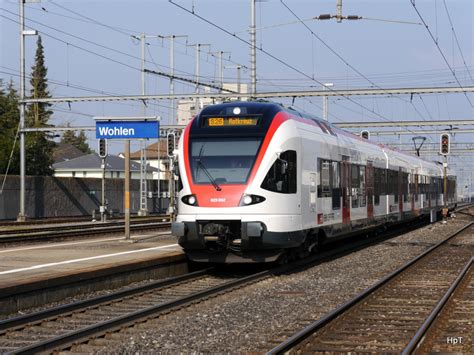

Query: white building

[176,83,248,126]
[53,153,156,180]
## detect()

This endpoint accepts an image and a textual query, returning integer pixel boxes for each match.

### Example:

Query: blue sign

[96,121,159,139]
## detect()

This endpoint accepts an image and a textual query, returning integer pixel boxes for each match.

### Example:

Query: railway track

[407,257,473,354]
[0,217,171,244]
[0,266,272,354]
[0,214,169,227]
[0,216,435,354]
[268,221,474,354]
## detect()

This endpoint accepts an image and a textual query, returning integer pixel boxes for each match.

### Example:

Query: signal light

[98,138,107,158]
[167,132,176,157]
[361,130,370,140]
[440,133,450,155]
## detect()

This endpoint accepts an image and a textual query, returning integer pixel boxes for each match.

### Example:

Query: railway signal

[440,134,450,155]
[98,138,108,158]
[167,132,176,157]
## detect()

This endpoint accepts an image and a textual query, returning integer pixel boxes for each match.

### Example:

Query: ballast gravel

[102,216,470,353]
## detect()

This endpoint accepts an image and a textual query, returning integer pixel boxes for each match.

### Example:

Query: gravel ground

[102,216,473,353]
[2,214,471,352]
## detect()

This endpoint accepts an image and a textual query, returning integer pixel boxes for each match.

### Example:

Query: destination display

[205,116,259,127]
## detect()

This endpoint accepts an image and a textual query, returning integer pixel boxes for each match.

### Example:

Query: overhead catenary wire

[0,13,232,100]
[442,0,473,82]
[34,2,250,78]
[0,67,191,119]
[168,0,420,130]
[409,0,473,107]
[279,0,432,124]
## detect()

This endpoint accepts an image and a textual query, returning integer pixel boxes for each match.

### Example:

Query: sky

[0,0,473,192]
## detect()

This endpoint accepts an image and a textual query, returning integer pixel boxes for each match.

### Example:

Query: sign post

[95,117,159,240]
[98,138,108,222]
[440,133,450,218]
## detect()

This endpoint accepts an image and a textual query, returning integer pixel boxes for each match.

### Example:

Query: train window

[380,169,386,195]
[403,173,409,203]
[321,160,331,196]
[190,137,261,184]
[261,150,297,194]
[332,161,341,210]
[414,174,419,202]
[351,165,360,208]
[374,168,381,205]
[387,170,398,203]
[351,165,359,189]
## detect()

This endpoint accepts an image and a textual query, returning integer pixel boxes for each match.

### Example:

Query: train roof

[198,101,452,176]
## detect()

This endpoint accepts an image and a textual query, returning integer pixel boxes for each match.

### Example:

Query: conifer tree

[0,80,21,175]
[26,35,55,176]
[61,127,92,154]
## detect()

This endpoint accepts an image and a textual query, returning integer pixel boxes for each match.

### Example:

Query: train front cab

[172,102,306,263]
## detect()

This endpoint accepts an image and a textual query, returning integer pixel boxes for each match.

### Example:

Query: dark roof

[52,143,85,163]
[52,153,158,172]
[130,140,169,160]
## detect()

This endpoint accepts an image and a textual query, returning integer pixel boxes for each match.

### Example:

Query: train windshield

[190,137,261,184]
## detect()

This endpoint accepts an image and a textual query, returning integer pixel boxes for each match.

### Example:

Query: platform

[0,231,186,316]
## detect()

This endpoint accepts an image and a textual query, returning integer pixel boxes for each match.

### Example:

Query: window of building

[261,150,297,193]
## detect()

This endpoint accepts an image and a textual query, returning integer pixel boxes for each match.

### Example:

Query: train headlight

[242,195,253,205]
[182,194,198,206]
[239,194,266,206]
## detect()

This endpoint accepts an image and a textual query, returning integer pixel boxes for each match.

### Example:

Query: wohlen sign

[96,120,159,139]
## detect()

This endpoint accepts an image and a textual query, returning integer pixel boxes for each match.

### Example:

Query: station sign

[96,120,159,139]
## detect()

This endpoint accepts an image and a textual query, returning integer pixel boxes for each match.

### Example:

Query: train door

[428,176,431,208]
[341,158,351,225]
[398,168,403,217]
[366,162,374,219]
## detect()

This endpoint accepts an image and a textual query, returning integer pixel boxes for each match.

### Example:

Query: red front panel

[182,112,290,207]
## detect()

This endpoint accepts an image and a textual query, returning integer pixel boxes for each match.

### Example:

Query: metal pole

[157,138,161,213]
[169,157,175,221]
[322,83,333,121]
[336,0,343,23]
[323,95,328,121]
[18,0,26,222]
[218,51,223,93]
[101,157,106,222]
[169,35,175,123]
[141,33,145,103]
[125,140,131,239]
[443,156,448,217]
[250,0,257,95]
[237,66,241,94]
[139,33,148,216]
[195,44,200,110]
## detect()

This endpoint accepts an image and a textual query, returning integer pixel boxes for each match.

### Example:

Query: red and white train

[171,101,457,263]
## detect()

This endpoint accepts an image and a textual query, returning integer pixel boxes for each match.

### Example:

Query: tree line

[0,36,91,176]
